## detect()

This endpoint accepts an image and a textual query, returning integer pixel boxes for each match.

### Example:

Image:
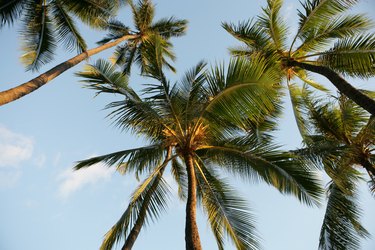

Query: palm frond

[222,20,271,53]
[292,0,360,51]
[203,58,280,129]
[0,0,26,27]
[74,144,165,176]
[50,0,86,53]
[171,157,188,200]
[150,17,188,39]
[96,19,131,45]
[62,0,119,29]
[319,181,369,250]
[100,166,171,250]
[20,1,56,71]
[130,0,154,32]
[200,145,323,207]
[195,160,260,250]
[258,0,288,51]
[294,14,373,56]
[76,59,132,96]
[317,34,375,78]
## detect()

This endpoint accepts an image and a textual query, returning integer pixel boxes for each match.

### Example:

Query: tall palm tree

[223,0,375,115]
[0,0,187,106]
[294,89,374,249]
[74,57,323,249]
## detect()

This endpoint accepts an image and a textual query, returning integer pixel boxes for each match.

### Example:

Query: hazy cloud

[0,125,34,188]
[0,125,34,167]
[58,162,115,199]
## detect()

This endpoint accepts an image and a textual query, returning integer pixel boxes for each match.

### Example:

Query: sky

[1,1,375,250]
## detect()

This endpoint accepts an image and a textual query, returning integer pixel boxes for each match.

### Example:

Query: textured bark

[288,60,375,116]
[184,153,202,250]
[122,147,172,250]
[0,34,138,106]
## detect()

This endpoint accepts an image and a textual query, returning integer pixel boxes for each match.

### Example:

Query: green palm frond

[292,0,360,51]
[100,166,171,250]
[203,58,280,128]
[319,181,369,250]
[76,59,133,96]
[129,0,154,31]
[258,0,288,51]
[150,17,187,38]
[74,144,165,176]
[294,14,373,56]
[0,0,26,27]
[61,0,119,29]
[195,160,260,250]
[50,0,86,53]
[317,34,375,78]
[20,1,56,71]
[97,19,131,45]
[171,158,188,200]
[200,144,323,207]
[222,20,271,53]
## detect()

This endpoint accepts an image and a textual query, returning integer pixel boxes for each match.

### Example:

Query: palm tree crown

[295,89,374,249]
[74,56,323,250]
[223,0,375,115]
[0,0,122,71]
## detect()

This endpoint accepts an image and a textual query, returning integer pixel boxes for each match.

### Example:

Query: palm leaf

[62,0,119,29]
[199,144,323,206]
[0,0,26,27]
[292,0,360,51]
[100,166,171,250]
[294,14,373,56]
[258,0,288,51]
[50,0,86,53]
[74,144,165,176]
[317,34,375,78]
[20,1,56,71]
[319,181,369,250]
[195,160,260,250]
[76,59,132,96]
[150,17,187,39]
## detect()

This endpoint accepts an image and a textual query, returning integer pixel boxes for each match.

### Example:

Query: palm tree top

[74,56,323,249]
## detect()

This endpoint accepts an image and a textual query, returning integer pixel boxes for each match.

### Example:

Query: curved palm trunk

[0,34,138,106]
[288,60,375,115]
[184,152,202,250]
[122,147,172,250]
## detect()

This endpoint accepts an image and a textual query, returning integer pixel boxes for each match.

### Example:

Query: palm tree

[294,89,374,249]
[0,0,122,71]
[74,57,323,249]
[223,0,375,115]
[0,0,187,106]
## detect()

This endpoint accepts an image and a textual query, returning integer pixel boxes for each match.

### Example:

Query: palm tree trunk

[287,60,375,116]
[0,34,138,106]
[122,147,172,250]
[184,152,202,250]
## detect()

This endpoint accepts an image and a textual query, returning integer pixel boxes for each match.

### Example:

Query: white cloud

[58,162,115,199]
[0,125,34,168]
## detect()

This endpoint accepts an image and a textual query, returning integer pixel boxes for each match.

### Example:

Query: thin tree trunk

[0,34,138,106]
[122,147,172,250]
[184,153,202,250]
[287,60,375,116]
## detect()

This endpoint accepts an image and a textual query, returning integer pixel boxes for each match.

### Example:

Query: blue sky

[1,1,375,250]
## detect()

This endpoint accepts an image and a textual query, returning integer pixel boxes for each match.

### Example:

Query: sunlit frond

[258,0,288,51]
[195,161,260,250]
[317,34,375,78]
